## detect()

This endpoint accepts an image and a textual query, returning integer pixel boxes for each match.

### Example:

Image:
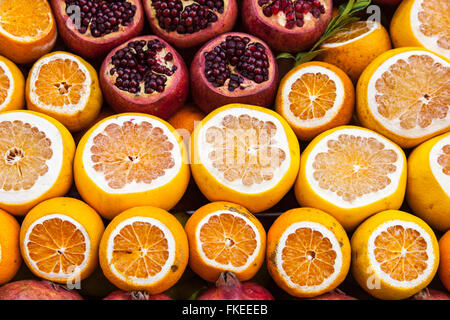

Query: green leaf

[276,52,296,60]
[295,50,325,65]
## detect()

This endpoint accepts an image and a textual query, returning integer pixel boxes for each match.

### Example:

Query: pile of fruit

[0,0,448,301]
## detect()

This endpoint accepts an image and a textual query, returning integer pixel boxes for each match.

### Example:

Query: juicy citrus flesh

[34,57,87,108]
[199,213,257,268]
[90,120,176,190]
[281,227,337,287]
[0,0,52,39]
[374,54,449,130]
[205,114,286,187]
[374,225,429,282]
[0,65,10,106]
[437,144,450,175]
[417,0,449,51]
[312,133,398,202]
[26,217,86,275]
[288,72,337,120]
[110,221,170,279]
[0,120,53,191]
[323,21,372,45]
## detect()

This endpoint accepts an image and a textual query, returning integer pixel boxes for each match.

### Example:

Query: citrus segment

[0,111,75,216]
[185,201,266,282]
[0,209,21,285]
[0,56,25,112]
[295,126,407,231]
[75,113,190,219]
[26,52,103,132]
[0,65,11,105]
[437,144,450,175]
[191,104,300,213]
[351,210,439,300]
[323,21,375,45]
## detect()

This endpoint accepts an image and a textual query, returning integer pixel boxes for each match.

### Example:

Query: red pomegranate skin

[241,0,333,53]
[412,288,450,300]
[51,0,145,59]
[299,290,357,300]
[190,32,278,114]
[0,280,83,300]
[100,35,189,119]
[104,290,172,300]
[143,0,238,49]
[197,272,274,300]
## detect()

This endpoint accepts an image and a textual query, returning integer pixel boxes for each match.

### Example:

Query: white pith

[28,53,91,114]
[0,111,63,204]
[23,214,90,280]
[197,107,291,194]
[82,114,182,194]
[368,219,436,288]
[411,0,450,58]
[429,134,450,196]
[321,21,379,47]
[305,127,405,208]
[367,50,449,138]
[194,210,261,272]
[281,65,345,128]
[106,216,176,285]
[0,61,13,110]
[276,221,343,292]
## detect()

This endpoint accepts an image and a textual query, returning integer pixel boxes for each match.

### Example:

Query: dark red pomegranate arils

[151,0,224,34]
[65,0,137,37]
[203,35,269,92]
[109,39,178,94]
[258,0,325,28]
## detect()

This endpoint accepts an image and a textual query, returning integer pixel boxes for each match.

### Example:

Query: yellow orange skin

[0,1,57,64]
[0,110,75,216]
[0,55,25,112]
[190,103,300,213]
[351,210,439,300]
[185,201,266,282]
[356,47,450,148]
[99,206,189,293]
[317,22,392,83]
[439,231,450,292]
[407,132,450,231]
[275,61,355,141]
[0,209,22,285]
[295,125,407,231]
[266,207,351,298]
[26,51,103,132]
[19,197,105,284]
[74,113,190,220]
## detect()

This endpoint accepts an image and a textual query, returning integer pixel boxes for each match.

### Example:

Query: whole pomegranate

[100,35,189,119]
[190,32,278,113]
[197,271,274,300]
[241,0,333,52]
[0,280,83,300]
[143,0,238,49]
[412,288,450,300]
[51,0,145,59]
[104,290,172,300]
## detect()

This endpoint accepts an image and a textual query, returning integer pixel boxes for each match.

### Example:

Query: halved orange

[275,61,355,140]
[99,206,189,293]
[0,209,21,285]
[0,110,75,216]
[185,201,266,282]
[356,47,449,148]
[0,55,25,112]
[190,103,300,213]
[266,207,351,298]
[351,210,439,300]
[391,0,449,59]
[26,51,103,132]
[0,0,57,64]
[74,113,190,220]
[295,125,407,231]
[20,197,105,284]
[317,21,392,83]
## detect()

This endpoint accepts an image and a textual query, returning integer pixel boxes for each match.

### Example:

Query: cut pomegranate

[241,0,332,52]
[100,35,189,119]
[143,0,238,48]
[51,0,144,59]
[103,290,172,300]
[190,32,278,113]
